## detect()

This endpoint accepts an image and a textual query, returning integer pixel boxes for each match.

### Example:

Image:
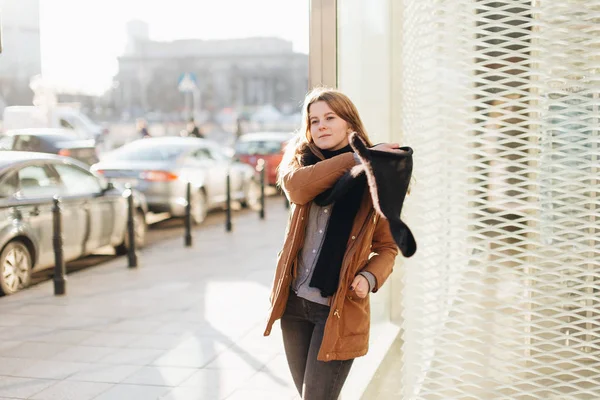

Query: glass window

[54,164,102,195]
[13,136,42,152]
[0,173,18,198]
[207,146,231,161]
[60,118,75,130]
[0,136,14,150]
[102,142,186,161]
[193,148,214,161]
[17,165,60,198]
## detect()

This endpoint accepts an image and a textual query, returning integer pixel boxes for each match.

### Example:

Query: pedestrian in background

[264,87,404,399]
[136,118,151,139]
[235,117,244,142]
[186,118,204,138]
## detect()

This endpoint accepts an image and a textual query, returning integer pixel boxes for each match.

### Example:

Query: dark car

[2,128,99,165]
[234,132,293,186]
[0,151,147,295]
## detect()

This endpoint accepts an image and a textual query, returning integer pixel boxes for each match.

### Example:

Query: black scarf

[303,144,367,298]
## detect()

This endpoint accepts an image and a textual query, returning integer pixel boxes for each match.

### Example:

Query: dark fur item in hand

[350,133,417,257]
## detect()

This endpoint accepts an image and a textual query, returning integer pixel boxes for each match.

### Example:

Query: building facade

[310,0,600,398]
[0,0,42,109]
[114,22,308,119]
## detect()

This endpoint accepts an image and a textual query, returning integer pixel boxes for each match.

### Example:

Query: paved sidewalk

[0,198,299,400]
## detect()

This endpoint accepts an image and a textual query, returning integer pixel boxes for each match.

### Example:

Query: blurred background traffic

[0,0,307,295]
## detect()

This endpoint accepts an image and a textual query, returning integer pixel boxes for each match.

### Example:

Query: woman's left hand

[350,275,370,299]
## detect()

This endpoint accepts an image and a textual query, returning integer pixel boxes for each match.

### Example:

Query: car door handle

[30,206,40,217]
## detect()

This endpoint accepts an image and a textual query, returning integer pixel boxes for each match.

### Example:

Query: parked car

[234,132,293,186]
[0,151,148,295]
[91,137,260,224]
[1,128,99,165]
[3,104,106,142]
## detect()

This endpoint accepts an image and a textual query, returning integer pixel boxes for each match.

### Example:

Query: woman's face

[308,101,350,151]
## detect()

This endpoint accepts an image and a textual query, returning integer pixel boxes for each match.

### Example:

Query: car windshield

[35,134,79,143]
[235,140,283,155]
[103,142,187,161]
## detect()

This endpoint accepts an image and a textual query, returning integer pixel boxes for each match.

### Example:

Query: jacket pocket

[340,295,370,338]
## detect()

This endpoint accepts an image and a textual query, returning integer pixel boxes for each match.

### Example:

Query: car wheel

[0,241,33,296]
[191,190,208,225]
[115,210,147,255]
[241,179,261,210]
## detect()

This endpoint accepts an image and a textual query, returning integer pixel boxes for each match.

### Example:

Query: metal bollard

[184,181,193,247]
[258,158,265,220]
[52,196,67,295]
[225,172,232,232]
[126,185,138,268]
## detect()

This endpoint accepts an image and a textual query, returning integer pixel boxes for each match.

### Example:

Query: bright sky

[39,0,309,95]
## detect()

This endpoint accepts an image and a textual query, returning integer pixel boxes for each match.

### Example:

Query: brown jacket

[264,153,398,361]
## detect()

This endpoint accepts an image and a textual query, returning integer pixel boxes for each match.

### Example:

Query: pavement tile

[31,329,96,345]
[0,376,56,399]
[0,326,56,342]
[126,333,191,350]
[169,367,258,400]
[8,304,66,316]
[0,342,69,360]
[0,341,21,353]
[66,364,140,384]
[159,386,229,400]
[0,313,37,327]
[92,383,171,400]
[153,321,215,336]
[15,360,91,380]
[168,336,230,354]
[226,389,298,400]
[104,319,165,334]
[0,357,37,376]
[51,345,119,363]
[179,367,255,390]
[233,333,282,355]
[122,366,197,387]
[151,348,219,369]
[96,348,164,366]
[80,332,142,348]
[239,369,296,392]
[21,315,116,331]
[203,349,277,371]
[29,380,113,400]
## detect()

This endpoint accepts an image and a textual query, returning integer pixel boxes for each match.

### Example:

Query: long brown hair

[277,87,373,187]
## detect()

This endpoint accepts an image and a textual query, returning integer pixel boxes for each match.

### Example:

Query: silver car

[0,151,148,295]
[90,137,260,224]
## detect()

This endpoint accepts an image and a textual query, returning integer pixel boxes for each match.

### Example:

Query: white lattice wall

[400,1,600,398]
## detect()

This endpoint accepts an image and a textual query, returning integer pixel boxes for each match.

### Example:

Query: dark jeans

[281,291,354,400]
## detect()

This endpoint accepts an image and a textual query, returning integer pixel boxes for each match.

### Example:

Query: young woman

[264,87,402,399]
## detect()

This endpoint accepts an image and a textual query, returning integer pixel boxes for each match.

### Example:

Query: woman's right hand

[371,143,404,153]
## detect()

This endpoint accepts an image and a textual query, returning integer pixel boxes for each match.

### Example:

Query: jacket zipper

[274,205,308,303]
[331,209,375,318]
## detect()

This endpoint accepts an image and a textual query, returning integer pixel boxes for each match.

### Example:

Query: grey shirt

[292,201,377,306]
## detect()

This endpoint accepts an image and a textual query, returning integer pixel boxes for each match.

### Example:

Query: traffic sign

[178,73,198,93]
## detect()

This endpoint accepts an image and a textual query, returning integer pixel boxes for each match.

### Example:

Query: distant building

[113,21,308,119]
[0,0,42,110]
